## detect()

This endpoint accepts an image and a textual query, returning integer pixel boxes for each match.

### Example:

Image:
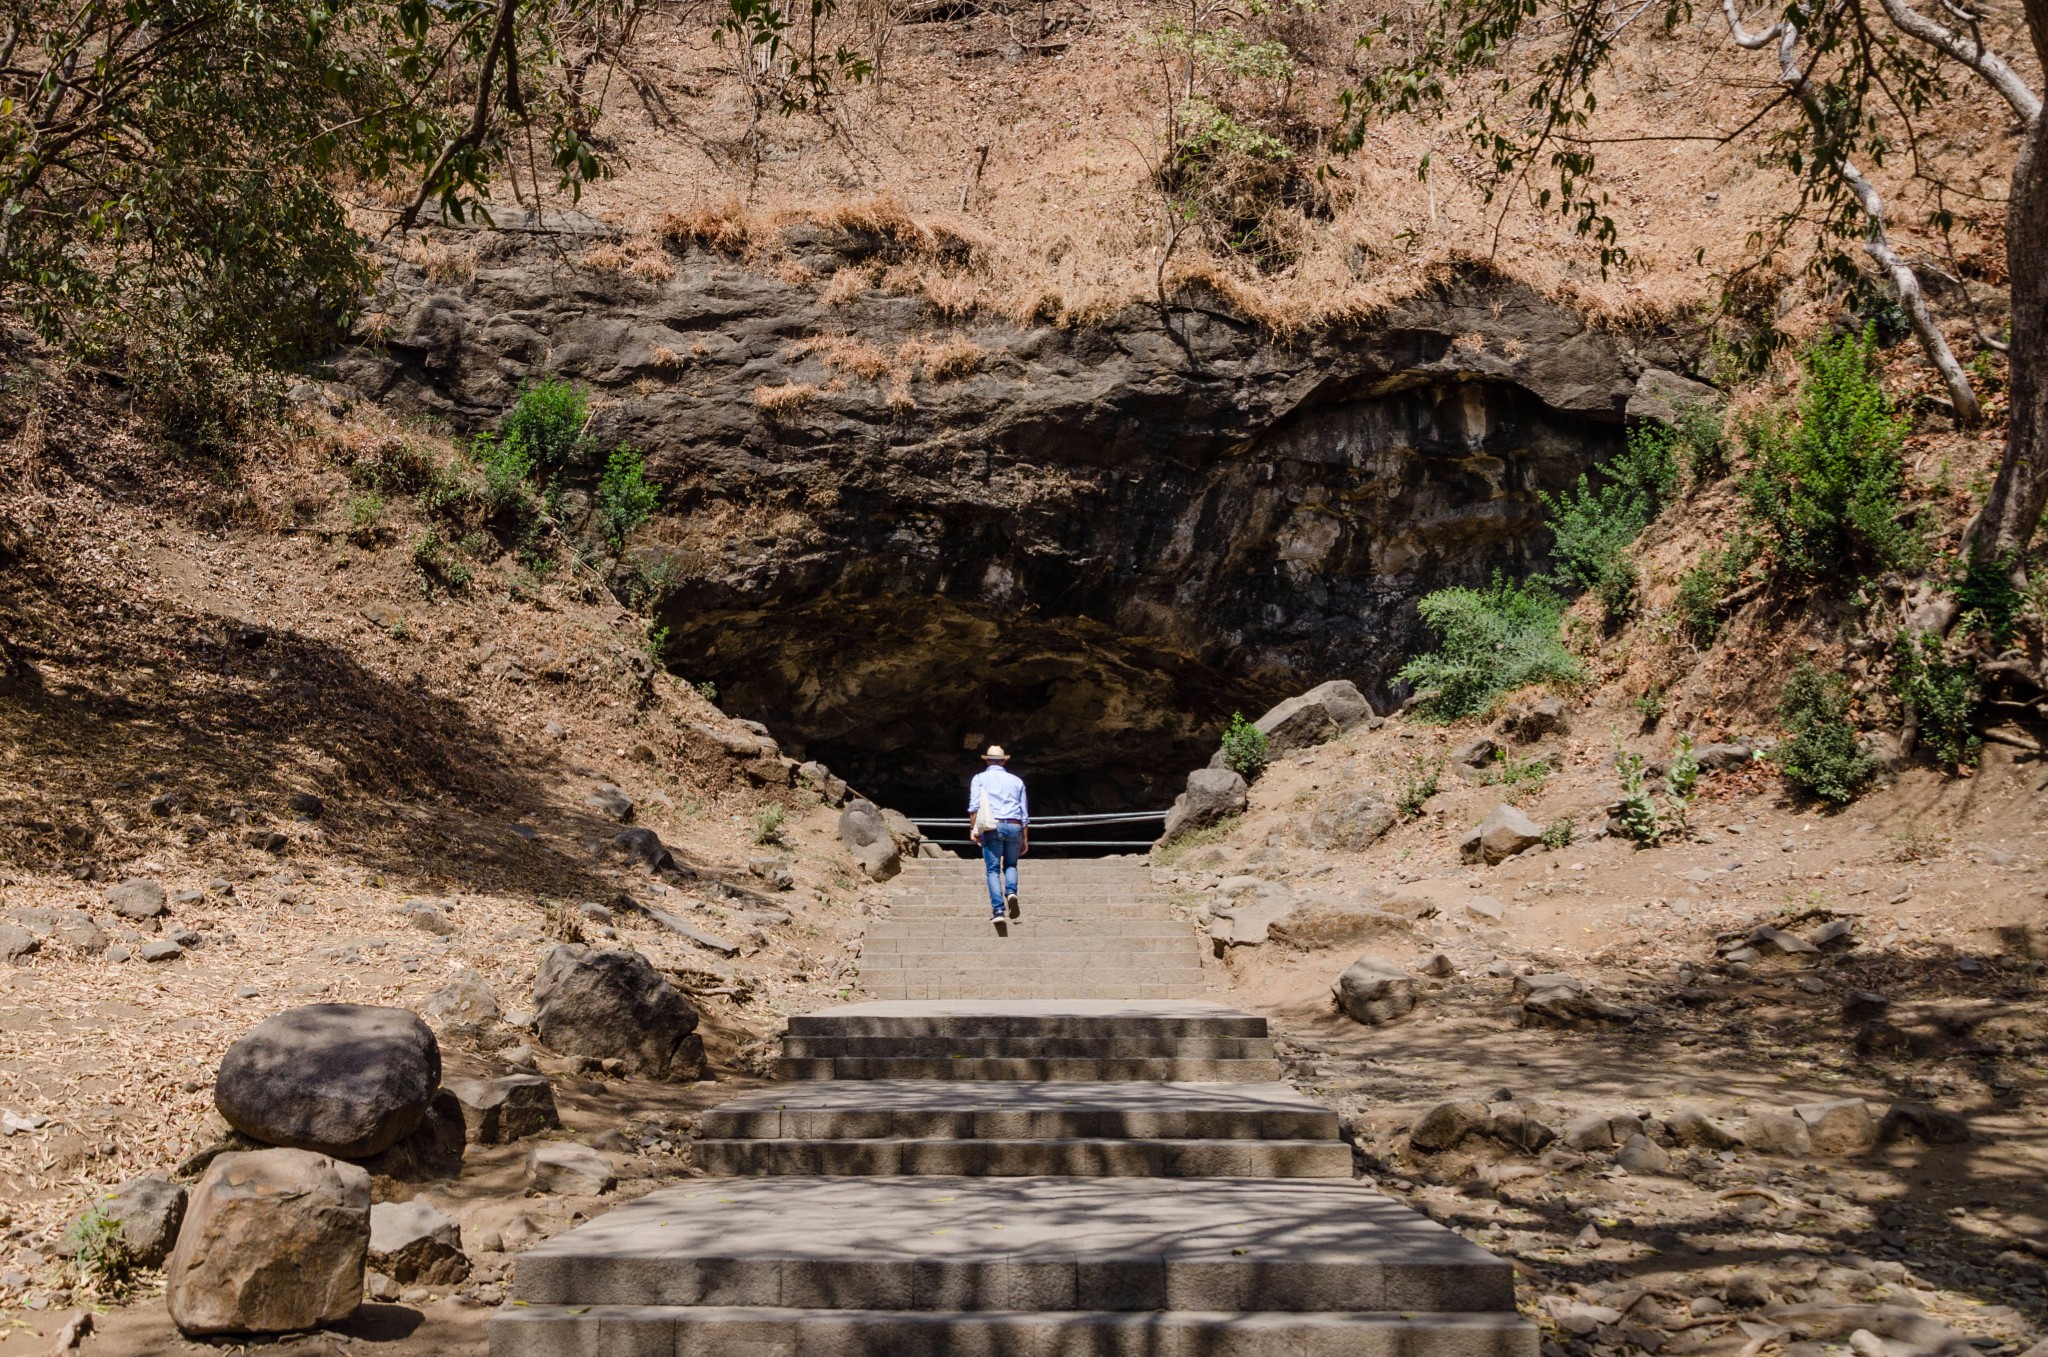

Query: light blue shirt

[968,765,1029,825]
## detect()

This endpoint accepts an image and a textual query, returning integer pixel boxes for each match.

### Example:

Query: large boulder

[1459,804,1545,865]
[214,1005,441,1159]
[837,800,887,848]
[1795,1098,1878,1155]
[357,1088,466,1185]
[1248,680,1380,756]
[1162,768,1247,843]
[368,1200,469,1286]
[446,1074,561,1144]
[166,1149,370,1337]
[1266,898,1414,951]
[532,945,705,1080]
[855,835,901,882]
[1410,1101,1490,1152]
[1496,696,1571,744]
[1302,792,1397,852]
[1332,958,1418,1026]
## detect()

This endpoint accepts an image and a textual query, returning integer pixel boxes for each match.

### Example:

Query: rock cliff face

[336,220,1684,812]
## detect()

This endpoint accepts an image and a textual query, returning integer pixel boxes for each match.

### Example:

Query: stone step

[857,966,1209,987]
[493,1305,1538,1357]
[792,1005,1255,1039]
[506,1176,1517,1313]
[885,903,1173,918]
[862,984,1213,1001]
[774,1055,1283,1081]
[699,1081,1334,1141]
[780,1035,1272,1060]
[860,953,1204,973]
[864,931,1195,951]
[694,1136,1354,1177]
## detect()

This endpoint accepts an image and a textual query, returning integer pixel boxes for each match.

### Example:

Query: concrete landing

[511,1176,1516,1313]
[700,1080,1338,1139]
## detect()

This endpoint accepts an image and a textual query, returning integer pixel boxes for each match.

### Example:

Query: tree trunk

[1966,9,2048,576]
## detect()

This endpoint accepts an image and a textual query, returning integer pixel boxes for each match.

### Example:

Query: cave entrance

[659,594,1284,819]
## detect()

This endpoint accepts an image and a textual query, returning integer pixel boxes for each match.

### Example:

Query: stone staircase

[859,856,1210,1001]
[490,859,1534,1357]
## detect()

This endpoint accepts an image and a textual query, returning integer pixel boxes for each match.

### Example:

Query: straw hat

[983,745,1010,762]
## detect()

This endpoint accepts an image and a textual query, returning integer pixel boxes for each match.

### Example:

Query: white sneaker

[1005,892,1020,919]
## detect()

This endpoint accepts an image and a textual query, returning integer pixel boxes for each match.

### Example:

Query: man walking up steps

[967,745,1028,924]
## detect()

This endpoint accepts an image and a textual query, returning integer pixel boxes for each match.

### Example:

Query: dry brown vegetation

[540,0,2031,338]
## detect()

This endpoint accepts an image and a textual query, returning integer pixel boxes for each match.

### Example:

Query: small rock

[166,1149,370,1337]
[584,784,634,822]
[368,1200,469,1286]
[424,969,501,1031]
[1616,1133,1672,1173]
[286,793,324,820]
[1162,769,1249,842]
[1666,1106,1740,1150]
[612,827,673,872]
[1850,1330,1889,1357]
[445,1075,560,1144]
[1693,742,1755,772]
[1742,1110,1813,1157]
[1725,1274,1775,1308]
[1303,792,1397,852]
[106,878,168,921]
[1422,953,1455,977]
[1879,1101,1970,1145]
[139,939,183,962]
[400,898,456,936]
[1331,957,1418,1026]
[1460,804,1544,865]
[0,922,37,960]
[525,1143,615,1195]
[855,835,901,882]
[1574,1223,1602,1249]
[87,1177,188,1268]
[1498,696,1571,743]
[107,943,132,963]
[1410,1100,1489,1152]
[1564,1112,1644,1152]
[1752,925,1819,956]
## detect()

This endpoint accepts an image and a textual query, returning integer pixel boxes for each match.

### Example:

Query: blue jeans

[980,824,1022,914]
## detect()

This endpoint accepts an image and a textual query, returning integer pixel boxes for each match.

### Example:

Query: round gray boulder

[214,1005,441,1159]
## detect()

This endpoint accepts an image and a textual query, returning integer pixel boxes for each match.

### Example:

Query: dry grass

[396,235,477,285]
[537,0,2023,338]
[649,344,686,370]
[898,332,982,381]
[579,236,679,282]
[789,334,896,381]
[753,381,819,413]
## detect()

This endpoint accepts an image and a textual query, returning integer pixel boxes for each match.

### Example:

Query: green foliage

[1954,553,2024,647]
[500,378,597,481]
[645,622,671,662]
[1397,574,1581,720]
[1667,733,1701,802]
[1633,686,1665,727]
[694,679,719,703]
[67,1206,132,1298]
[1674,401,1730,484]
[596,443,661,549]
[1673,539,1754,646]
[1487,748,1549,804]
[1540,423,1677,622]
[347,493,385,541]
[1773,663,1877,804]
[1614,750,1662,844]
[750,802,787,845]
[1219,711,1270,780]
[1892,633,1980,769]
[473,434,538,516]
[1540,816,1575,849]
[1742,329,1917,581]
[412,529,472,595]
[1395,756,1444,819]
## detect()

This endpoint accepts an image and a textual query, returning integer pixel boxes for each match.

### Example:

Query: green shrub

[1397,574,1582,719]
[1955,553,2024,647]
[1540,816,1575,849]
[1615,750,1662,844]
[501,377,596,480]
[1742,328,1917,580]
[1395,755,1444,819]
[1673,540,1753,646]
[694,678,719,703]
[411,529,472,595]
[1674,400,1729,484]
[751,803,787,845]
[1773,662,1877,803]
[596,443,661,549]
[473,432,536,514]
[1540,423,1677,622]
[1892,633,1980,768]
[1219,711,1270,780]
[1633,686,1665,727]
[346,492,384,540]
[1488,748,1549,804]
[67,1206,133,1298]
